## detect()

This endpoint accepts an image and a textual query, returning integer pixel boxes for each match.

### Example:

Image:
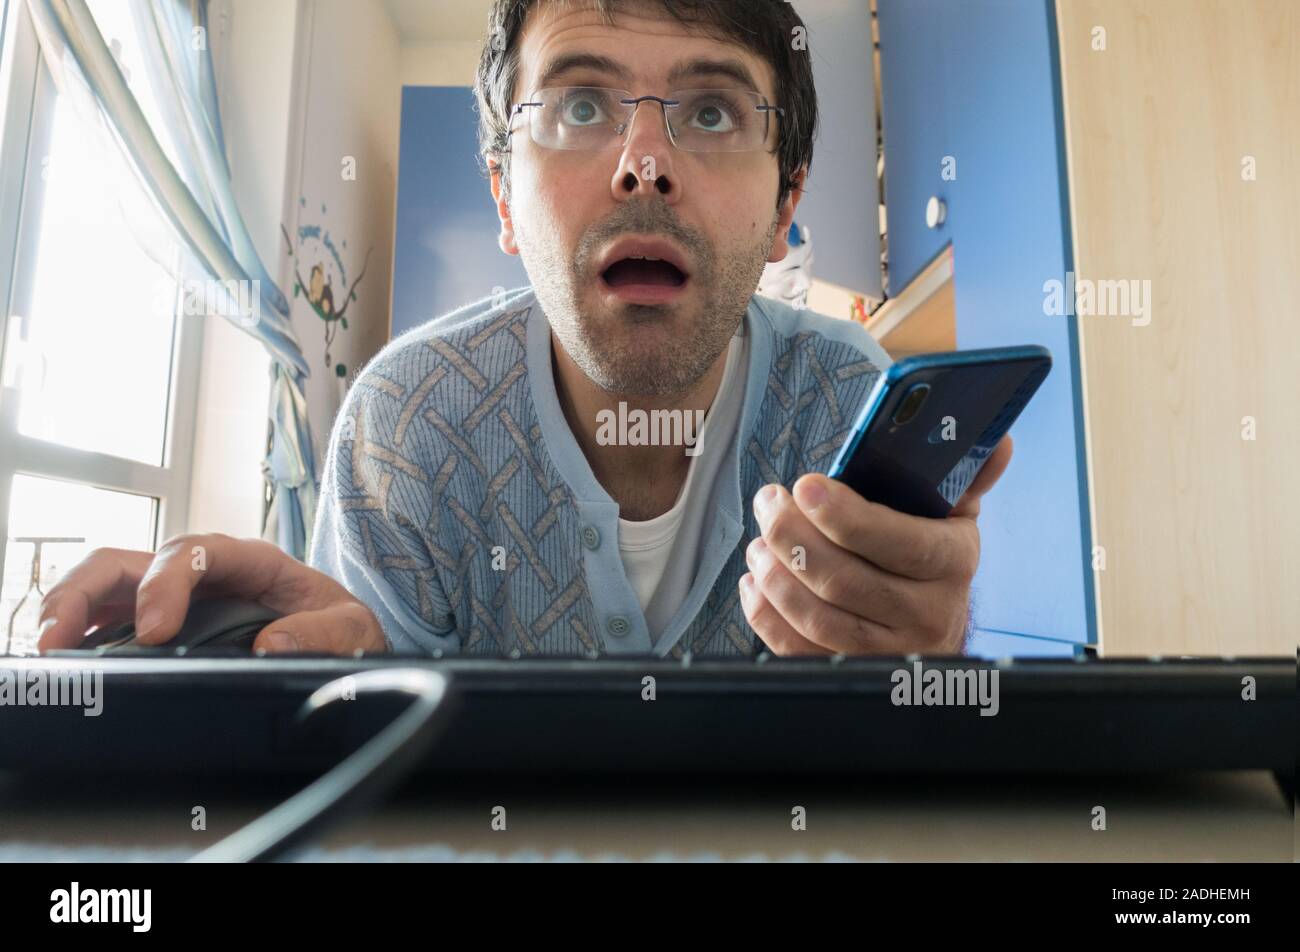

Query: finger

[745,536,890,654]
[253,602,387,655]
[861,619,969,655]
[753,483,927,629]
[132,534,305,644]
[86,603,136,632]
[950,435,1014,519]
[38,549,155,650]
[737,572,833,657]
[790,474,978,581]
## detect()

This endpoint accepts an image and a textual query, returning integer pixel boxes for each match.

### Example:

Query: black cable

[189,668,454,863]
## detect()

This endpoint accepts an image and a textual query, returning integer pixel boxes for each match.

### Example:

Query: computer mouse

[79,597,284,653]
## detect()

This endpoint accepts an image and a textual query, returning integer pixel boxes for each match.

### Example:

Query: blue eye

[562,96,605,125]
[695,105,727,129]
[684,95,741,134]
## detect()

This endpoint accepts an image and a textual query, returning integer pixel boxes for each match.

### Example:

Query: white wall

[189,0,403,537]
[400,40,481,86]
[283,0,402,467]
[187,0,299,538]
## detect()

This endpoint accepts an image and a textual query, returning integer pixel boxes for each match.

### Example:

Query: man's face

[493,2,802,397]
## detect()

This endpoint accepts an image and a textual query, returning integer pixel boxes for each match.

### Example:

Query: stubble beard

[517,200,780,398]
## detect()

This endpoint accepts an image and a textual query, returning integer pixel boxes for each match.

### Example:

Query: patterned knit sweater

[308,286,890,657]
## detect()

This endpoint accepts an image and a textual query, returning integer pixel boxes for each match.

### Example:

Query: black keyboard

[1,655,1294,776]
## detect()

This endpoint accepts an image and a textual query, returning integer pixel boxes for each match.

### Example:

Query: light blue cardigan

[309,286,890,656]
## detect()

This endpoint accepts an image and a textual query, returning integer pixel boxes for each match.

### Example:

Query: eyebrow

[533,53,762,93]
[666,57,760,91]
[535,53,631,89]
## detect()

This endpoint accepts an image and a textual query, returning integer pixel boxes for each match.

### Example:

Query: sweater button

[606,615,630,638]
[580,524,601,550]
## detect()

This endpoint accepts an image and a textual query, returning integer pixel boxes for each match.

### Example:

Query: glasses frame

[505,87,785,154]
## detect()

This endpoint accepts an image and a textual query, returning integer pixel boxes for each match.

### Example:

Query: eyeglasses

[507,86,784,154]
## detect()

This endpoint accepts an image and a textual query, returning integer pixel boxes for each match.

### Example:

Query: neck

[553,335,730,521]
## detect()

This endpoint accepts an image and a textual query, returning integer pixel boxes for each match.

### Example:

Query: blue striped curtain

[26,0,318,558]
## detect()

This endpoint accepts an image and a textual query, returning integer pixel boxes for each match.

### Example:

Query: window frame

[0,0,203,590]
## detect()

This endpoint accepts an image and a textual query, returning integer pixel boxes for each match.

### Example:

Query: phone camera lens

[891,383,931,425]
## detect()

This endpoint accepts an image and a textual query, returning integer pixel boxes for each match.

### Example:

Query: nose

[610,99,680,203]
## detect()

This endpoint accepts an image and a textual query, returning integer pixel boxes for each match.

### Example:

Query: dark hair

[475,0,817,206]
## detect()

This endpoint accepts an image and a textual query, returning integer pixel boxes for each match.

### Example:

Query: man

[38,0,1010,658]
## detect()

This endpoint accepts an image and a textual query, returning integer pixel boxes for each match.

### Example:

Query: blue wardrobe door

[392,86,528,338]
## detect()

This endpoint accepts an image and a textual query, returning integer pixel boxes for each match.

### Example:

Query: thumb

[253,602,386,655]
[950,435,1013,518]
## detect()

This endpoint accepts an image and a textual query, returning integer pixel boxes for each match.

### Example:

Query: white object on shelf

[757,224,814,310]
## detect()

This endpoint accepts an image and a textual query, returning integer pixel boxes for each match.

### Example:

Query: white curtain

[25,0,319,558]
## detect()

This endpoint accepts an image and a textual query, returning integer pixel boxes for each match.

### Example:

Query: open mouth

[601,256,688,289]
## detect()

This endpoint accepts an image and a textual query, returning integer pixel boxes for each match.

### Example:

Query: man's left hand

[738,435,1013,655]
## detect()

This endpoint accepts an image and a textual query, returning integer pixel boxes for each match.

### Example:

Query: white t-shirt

[618,322,750,639]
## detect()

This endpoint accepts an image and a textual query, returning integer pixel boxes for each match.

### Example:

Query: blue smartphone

[827,345,1052,518]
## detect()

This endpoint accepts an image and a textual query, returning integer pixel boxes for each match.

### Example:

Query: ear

[488,157,520,256]
[767,166,808,263]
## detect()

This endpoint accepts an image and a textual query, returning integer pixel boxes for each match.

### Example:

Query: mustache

[575,201,711,274]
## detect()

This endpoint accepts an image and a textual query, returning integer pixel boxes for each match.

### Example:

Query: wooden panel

[878,277,955,357]
[867,246,956,357]
[804,247,956,357]
[1057,0,1299,655]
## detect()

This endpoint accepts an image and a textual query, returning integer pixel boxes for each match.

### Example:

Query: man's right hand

[37,534,387,655]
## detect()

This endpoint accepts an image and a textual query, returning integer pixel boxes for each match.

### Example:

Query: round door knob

[926,196,947,229]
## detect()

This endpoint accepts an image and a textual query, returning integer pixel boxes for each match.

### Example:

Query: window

[0,0,201,654]
[2,475,157,655]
